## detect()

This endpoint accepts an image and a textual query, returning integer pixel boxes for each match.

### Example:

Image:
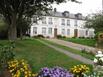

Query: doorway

[54,28,57,38]
[74,29,78,37]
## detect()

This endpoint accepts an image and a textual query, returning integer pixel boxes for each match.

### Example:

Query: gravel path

[47,39,97,54]
[37,39,93,65]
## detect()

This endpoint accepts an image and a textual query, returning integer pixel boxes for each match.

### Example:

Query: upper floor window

[61,19,65,25]
[48,18,53,24]
[33,17,37,23]
[74,20,78,26]
[33,27,37,34]
[42,17,46,24]
[67,20,70,26]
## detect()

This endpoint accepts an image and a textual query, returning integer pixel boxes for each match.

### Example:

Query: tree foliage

[85,13,103,33]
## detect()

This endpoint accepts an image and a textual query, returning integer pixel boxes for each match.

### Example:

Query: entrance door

[74,29,78,37]
[54,28,57,38]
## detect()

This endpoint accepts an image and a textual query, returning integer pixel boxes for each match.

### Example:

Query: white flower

[94,58,98,63]
[100,57,103,62]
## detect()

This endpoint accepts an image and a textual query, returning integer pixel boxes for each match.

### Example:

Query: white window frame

[67,20,70,26]
[62,29,65,35]
[48,28,52,34]
[42,17,46,24]
[61,19,65,25]
[42,27,46,35]
[67,29,70,35]
[33,27,37,34]
[48,18,53,24]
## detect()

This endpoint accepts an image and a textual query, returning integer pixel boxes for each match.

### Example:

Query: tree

[17,17,31,39]
[85,13,103,33]
[0,0,78,40]
[0,19,8,39]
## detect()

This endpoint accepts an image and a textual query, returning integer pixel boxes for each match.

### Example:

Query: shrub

[38,66,73,77]
[0,42,15,76]
[33,35,45,38]
[0,45,15,69]
[62,36,66,38]
[57,35,62,38]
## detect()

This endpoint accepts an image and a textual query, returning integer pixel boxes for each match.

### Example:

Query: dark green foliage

[57,35,66,38]
[33,35,45,38]
[0,42,15,70]
[0,20,8,39]
[57,35,62,38]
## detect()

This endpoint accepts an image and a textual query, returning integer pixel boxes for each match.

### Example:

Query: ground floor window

[89,31,94,37]
[42,27,46,35]
[33,27,37,34]
[48,28,52,34]
[85,30,88,36]
[62,29,65,35]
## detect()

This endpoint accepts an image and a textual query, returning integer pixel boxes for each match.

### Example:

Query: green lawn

[41,39,94,60]
[0,39,93,72]
[62,38,96,47]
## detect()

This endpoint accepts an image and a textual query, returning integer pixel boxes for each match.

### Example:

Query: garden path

[46,39,98,54]
[37,39,93,65]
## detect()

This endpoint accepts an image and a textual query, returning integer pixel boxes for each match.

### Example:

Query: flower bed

[38,66,73,77]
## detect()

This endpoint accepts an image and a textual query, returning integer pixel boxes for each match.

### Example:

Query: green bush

[57,35,62,38]
[0,42,15,70]
[57,35,66,38]
[33,35,45,38]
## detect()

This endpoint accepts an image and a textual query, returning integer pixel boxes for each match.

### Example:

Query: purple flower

[38,66,73,77]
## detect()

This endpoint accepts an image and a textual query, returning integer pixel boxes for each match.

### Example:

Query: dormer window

[62,11,69,17]
[75,13,82,19]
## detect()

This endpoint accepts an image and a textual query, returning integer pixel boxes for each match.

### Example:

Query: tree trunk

[8,14,17,41]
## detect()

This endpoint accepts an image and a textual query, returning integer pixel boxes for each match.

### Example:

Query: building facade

[30,10,94,38]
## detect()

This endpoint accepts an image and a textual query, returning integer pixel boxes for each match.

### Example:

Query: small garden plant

[70,65,89,77]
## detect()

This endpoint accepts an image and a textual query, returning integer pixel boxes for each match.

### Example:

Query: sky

[52,0,102,16]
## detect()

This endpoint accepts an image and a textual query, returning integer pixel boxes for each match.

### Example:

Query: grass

[41,39,94,60]
[0,39,87,72]
[62,38,96,47]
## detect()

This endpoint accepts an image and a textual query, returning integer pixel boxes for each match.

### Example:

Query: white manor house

[30,9,94,38]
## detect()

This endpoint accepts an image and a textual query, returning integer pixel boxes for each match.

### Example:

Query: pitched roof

[45,10,85,20]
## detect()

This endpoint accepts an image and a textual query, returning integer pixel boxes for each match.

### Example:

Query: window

[33,27,37,34]
[42,27,46,35]
[42,17,46,24]
[85,30,88,36]
[67,29,70,35]
[62,29,65,35]
[74,20,77,26]
[48,18,53,24]
[61,19,65,25]
[48,28,52,34]
[67,20,70,26]
[33,17,37,23]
